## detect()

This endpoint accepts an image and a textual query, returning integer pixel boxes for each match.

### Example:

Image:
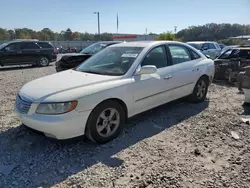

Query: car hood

[19,70,121,102]
[57,53,91,61]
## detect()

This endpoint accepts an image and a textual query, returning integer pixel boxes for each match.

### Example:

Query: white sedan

[15,41,214,144]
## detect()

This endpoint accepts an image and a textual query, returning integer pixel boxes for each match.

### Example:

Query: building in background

[112,33,158,41]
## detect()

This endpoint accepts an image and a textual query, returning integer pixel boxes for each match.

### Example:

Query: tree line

[176,23,250,45]
[0,23,250,45]
[0,28,113,41]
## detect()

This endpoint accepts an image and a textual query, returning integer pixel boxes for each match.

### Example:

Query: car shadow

[213,79,238,88]
[0,99,209,187]
[0,64,54,72]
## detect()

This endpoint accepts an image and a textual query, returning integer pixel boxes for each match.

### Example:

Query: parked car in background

[187,41,222,59]
[219,43,226,50]
[214,47,250,82]
[15,41,214,144]
[0,40,57,67]
[55,41,123,72]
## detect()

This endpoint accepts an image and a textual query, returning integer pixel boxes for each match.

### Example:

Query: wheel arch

[93,98,128,120]
[199,74,209,84]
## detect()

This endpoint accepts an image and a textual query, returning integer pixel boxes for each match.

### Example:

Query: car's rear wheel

[189,76,209,103]
[85,101,125,144]
[37,56,49,67]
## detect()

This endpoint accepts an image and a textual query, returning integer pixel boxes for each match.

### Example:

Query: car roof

[6,40,50,44]
[96,41,123,44]
[187,41,216,44]
[110,41,185,48]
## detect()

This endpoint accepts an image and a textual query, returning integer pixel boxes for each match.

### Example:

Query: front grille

[15,94,32,114]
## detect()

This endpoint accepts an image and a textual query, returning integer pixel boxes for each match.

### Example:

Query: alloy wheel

[196,80,206,99]
[96,108,120,137]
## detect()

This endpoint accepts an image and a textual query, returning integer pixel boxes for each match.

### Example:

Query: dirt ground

[0,64,250,188]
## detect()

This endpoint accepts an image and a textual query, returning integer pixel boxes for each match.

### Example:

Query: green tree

[8,30,15,40]
[156,31,177,41]
[64,28,72,41]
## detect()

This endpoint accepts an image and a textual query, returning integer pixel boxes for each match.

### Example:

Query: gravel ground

[0,64,250,188]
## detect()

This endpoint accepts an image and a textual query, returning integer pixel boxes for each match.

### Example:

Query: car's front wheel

[37,56,49,67]
[85,101,125,144]
[189,76,209,103]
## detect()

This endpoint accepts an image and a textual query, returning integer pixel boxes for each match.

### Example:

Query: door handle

[164,75,172,80]
[17,51,22,54]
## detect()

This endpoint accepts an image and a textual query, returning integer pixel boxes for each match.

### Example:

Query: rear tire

[85,101,125,144]
[189,76,209,103]
[37,56,49,67]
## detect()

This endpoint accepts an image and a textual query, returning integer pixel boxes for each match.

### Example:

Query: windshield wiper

[79,70,122,76]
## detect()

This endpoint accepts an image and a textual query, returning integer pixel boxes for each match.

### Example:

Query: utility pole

[145,28,147,40]
[94,12,101,41]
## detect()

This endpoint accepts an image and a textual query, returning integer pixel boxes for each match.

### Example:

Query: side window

[208,43,216,49]
[141,46,167,68]
[168,45,192,65]
[189,49,201,59]
[37,42,53,48]
[21,42,40,50]
[201,43,209,50]
[215,43,220,49]
[5,43,20,51]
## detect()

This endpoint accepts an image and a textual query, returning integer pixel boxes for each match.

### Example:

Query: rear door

[166,44,202,100]
[1,43,23,65]
[20,42,41,63]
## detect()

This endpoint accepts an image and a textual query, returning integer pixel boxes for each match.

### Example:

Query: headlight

[36,101,78,115]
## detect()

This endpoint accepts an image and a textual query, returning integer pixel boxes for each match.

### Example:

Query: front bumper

[15,106,92,140]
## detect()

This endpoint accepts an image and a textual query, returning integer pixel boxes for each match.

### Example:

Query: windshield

[76,46,144,76]
[0,43,8,50]
[218,49,233,59]
[80,43,108,55]
[187,43,201,50]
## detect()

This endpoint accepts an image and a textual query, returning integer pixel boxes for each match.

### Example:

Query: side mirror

[136,65,157,75]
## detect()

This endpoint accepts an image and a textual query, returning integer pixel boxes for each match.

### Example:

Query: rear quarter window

[37,42,54,48]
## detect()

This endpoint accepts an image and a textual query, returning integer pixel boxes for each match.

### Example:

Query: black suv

[0,40,57,67]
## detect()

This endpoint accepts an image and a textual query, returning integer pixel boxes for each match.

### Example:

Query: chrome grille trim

[15,94,32,114]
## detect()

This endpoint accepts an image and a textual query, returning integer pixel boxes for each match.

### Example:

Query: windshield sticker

[121,53,138,58]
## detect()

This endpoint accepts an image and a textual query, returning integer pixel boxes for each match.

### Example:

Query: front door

[1,43,23,65]
[131,45,175,115]
[20,42,41,63]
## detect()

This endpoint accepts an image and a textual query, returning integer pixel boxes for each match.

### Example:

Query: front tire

[189,76,209,103]
[85,101,125,144]
[37,56,49,67]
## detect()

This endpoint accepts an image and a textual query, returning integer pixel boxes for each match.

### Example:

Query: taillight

[53,49,58,54]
